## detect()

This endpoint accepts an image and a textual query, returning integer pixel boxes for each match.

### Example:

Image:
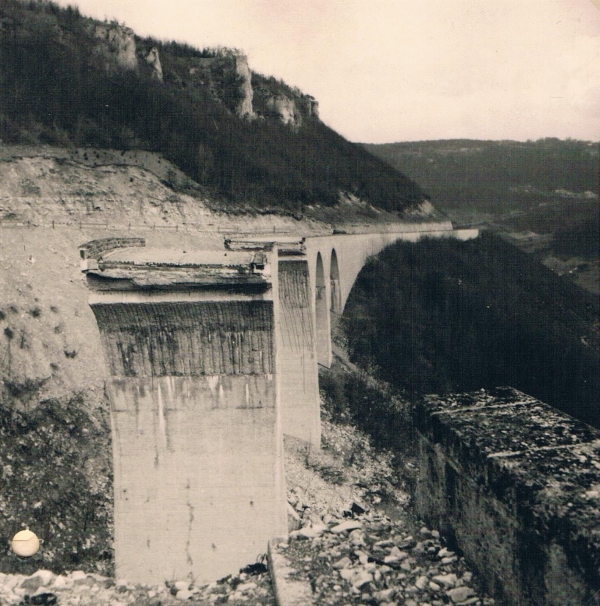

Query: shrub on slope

[0,394,112,575]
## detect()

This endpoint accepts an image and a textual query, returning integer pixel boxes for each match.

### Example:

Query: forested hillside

[364,138,598,213]
[0,0,426,213]
[343,233,600,428]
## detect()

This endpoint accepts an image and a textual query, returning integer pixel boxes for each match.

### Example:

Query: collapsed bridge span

[81,223,478,583]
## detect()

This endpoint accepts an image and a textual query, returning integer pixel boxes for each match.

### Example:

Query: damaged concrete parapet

[84,246,272,291]
[225,236,306,256]
[82,241,287,585]
[414,387,600,606]
[79,237,146,271]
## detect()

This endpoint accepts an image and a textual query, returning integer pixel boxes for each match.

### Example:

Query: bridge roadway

[80,221,478,585]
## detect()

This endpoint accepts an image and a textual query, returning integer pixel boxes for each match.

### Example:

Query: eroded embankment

[0,147,329,407]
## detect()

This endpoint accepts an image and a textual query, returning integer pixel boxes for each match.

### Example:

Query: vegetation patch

[3,377,48,403]
[320,366,417,496]
[343,233,600,427]
[0,394,112,575]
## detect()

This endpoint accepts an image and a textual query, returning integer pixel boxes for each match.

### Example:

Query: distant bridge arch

[304,227,478,369]
[330,248,341,313]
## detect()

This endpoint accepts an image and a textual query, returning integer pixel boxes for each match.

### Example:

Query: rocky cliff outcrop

[266,94,298,125]
[145,47,163,81]
[92,24,164,83]
[187,53,255,118]
[253,82,319,127]
[93,23,138,72]
[183,52,321,123]
[262,92,319,127]
[234,55,254,118]
[302,95,319,118]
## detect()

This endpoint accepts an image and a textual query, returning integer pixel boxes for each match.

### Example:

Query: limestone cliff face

[302,95,319,118]
[183,52,321,124]
[93,23,138,72]
[254,83,319,127]
[91,23,164,83]
[145,47,163,81]
[266,94,298,125]
[262,93,319,126]
[234,55,254,118]
[187,53,254,118]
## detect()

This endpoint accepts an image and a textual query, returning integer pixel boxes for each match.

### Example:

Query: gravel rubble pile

[277,415,495,605]
[275,515,495,605]
[0,567,275,606]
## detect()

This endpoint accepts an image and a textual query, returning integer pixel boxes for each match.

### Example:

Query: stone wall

[414,387,600,605]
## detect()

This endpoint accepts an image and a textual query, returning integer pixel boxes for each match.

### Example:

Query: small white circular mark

[11,529,40,557]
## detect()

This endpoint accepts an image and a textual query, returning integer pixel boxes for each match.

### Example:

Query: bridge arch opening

[330,249,341,313]
[315,252,329,366]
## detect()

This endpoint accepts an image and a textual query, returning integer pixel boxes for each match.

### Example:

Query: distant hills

[364,138,599,293]
[363,138,598,213]
[0,0,427,215]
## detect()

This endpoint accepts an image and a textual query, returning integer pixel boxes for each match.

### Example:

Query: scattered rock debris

[1,408,493,605]
[0,567,275,606]
[275,415,494,605]
[274,515,494,605]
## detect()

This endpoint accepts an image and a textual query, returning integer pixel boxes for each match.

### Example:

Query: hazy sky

[55,0,600,143]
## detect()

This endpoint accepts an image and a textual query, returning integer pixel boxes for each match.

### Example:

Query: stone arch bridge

[80,223,478,586]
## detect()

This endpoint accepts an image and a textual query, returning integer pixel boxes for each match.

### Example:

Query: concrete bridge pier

[314,251,332,368]
[81,240,287,585]
[277,250,321,447]
[225,237,321,447]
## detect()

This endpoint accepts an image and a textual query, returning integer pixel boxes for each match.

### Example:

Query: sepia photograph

[0,0,598,604]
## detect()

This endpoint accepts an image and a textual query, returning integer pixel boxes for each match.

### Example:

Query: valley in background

[364,139,599,294]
